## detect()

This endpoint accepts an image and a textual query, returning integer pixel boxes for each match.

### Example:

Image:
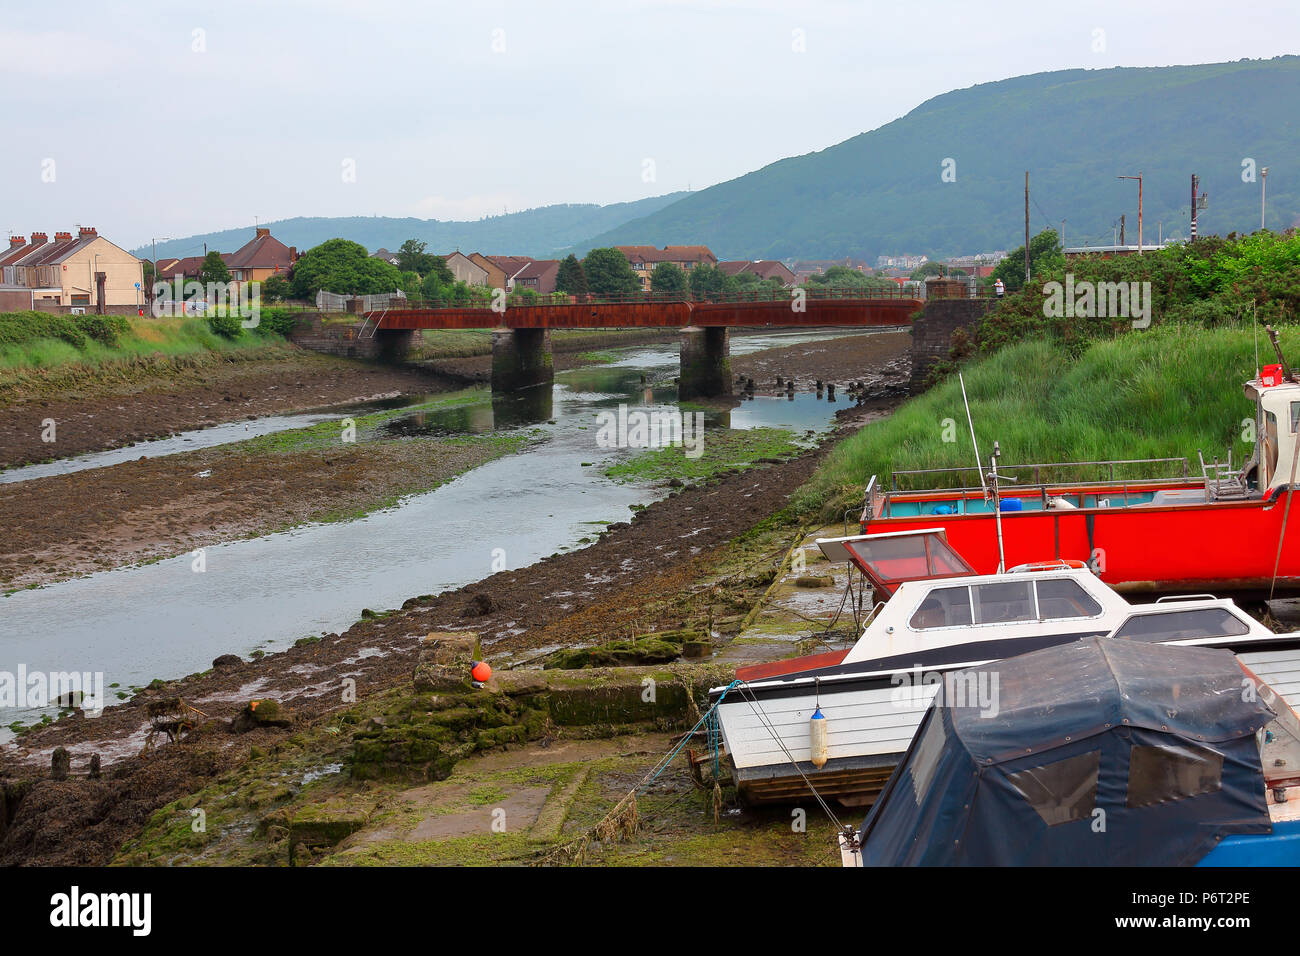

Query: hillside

[136,193,688,262]
[569,57,1300,262]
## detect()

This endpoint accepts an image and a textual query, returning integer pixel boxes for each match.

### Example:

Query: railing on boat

[866,457,1195,522]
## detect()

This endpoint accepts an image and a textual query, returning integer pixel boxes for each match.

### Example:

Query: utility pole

[1024,171,1030,285]
[1190,174,1199,242]
[1118,173,1143,253]
[1262,166,1270,230]
[1061,219,1066,251]
[1120,214,1126,246]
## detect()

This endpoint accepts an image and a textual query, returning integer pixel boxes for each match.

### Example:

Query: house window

[1126,742,1223,808]
[1006,750,1101,826]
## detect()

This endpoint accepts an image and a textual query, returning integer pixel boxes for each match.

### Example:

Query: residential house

[442,252,490,286]
[370,248,401,266]
[717,260,798,286]
[223,228,297,289]
[512,259,560,294]
[615,245,717,291]
[2,227,143,309]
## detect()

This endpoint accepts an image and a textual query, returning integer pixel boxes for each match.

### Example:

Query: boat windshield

[818,529,976,596]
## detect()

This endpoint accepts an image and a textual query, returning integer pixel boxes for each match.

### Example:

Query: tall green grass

[0,316,278,371]
[794,323,1293,521]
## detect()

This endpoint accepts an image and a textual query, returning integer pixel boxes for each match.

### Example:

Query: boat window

[1034,578,1104,619]
[910,711,946,805]
[971,580,1036,624]
[908,585,973,629]
[1265,411,1279,477]
[1126,742,1223,808]
[1111,608,1251,642]
[1006,750,1101,826]
[1292,401,1300,434]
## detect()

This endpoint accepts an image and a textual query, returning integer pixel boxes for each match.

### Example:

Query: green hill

[569,57,1300,261]
[136,193,687,262]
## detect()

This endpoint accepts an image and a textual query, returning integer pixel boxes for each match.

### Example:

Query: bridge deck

[364,297,923,330]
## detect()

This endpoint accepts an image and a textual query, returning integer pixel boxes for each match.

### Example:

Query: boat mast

[990,441,1007,573]
[959,372,987,498]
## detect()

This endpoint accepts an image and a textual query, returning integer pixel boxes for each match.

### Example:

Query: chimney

[30,232,47,245]
[256,227,270,239]
[289,246,297,261]
[9,236,24,248]
[54,231,72,243]
[78,226,96,237]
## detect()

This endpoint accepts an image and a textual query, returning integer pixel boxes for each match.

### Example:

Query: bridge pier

[491,327,554,394]
[679,326,732,400]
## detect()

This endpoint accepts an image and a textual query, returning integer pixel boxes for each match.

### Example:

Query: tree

[289,238,401,299]
[909,261,946,280]
[582,248,641,296]
[990,229,1063,293]
[260,275,290,302]
[650,262,686,294]
[395,239,453,282]
[198,251,232,286]
[688,263,731,300]
[555,254,588,296]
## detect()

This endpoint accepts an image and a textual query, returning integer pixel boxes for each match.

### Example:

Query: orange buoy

[471,661,492,683]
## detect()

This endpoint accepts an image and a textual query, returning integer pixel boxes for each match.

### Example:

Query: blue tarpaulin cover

[858,637,1276,866]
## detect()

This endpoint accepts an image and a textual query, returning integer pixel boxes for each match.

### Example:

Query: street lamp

[1118,173,1143,253]
[1261,167,1270,230]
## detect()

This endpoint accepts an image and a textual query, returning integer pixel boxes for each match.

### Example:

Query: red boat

[859,359,1300,595]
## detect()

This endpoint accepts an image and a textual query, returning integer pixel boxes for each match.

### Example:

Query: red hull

[864,486,1300,593]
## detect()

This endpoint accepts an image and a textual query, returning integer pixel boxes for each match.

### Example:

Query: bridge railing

[385,285,928,311]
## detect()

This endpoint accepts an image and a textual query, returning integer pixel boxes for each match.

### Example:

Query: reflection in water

[492,386,554,428]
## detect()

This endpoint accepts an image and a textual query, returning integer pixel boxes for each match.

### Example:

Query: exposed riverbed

[0,329,903,737]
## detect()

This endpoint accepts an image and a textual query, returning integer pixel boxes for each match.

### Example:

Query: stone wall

[909,298,995,390]
[288,313,414,361]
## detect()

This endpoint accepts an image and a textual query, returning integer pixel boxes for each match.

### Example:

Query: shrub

[207,312,243,339]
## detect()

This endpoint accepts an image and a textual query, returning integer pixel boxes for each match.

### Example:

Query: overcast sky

[5,0,1298,249]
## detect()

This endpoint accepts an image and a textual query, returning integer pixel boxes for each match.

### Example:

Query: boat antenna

[1267,325,1292,382]
[991,441,1007,573]
[959,372,987,497]
[1254,305,1260,380]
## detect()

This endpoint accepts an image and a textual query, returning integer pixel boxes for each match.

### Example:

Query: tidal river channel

[0,329,888,733]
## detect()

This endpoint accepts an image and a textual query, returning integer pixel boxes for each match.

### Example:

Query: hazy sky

[5,0,1298,249]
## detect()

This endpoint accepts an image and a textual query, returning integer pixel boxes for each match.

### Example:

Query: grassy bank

[795,323,1292,521]
[0,314,289,402]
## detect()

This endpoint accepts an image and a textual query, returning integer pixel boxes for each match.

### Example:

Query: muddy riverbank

[0,404,895,865]
[0,330,908,866]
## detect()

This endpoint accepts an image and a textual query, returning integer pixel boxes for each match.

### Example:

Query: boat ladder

[1199,449,1249,500]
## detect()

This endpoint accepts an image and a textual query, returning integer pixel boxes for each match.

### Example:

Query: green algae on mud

[603,426,803,484]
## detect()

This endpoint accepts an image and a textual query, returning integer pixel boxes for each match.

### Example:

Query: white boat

[708,528,1300,805]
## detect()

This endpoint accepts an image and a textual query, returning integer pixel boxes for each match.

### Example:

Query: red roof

[224,230,295,271]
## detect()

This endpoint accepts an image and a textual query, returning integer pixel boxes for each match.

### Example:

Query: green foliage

[804,266,897,291]
[255,307,298,336]
[260,275,290,302]
[910,261,946,279]
[0,312,130,349]
[556,254,588,296]
[198,251,232,286]
[795,324,1286,521]
[582,248,641,295]
[207,312,243,339]
[650,262,687,293]
[289,239,401,299]
[974,230,1300,356]
[687,263,729,300]
[989,229,1062,293]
